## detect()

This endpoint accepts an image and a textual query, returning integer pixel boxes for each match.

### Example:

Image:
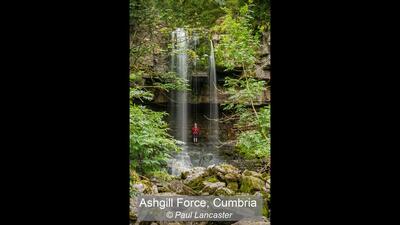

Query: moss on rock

[183,167,209,190]
[240,175,265,193]
[214,187,234,196]
[242,170,263,179]
[224,173,241,182]
[206,176,220,183]
[215,163,240,174]
[201,181,226,194]
[227,182,239,192]
[130,170,140,183]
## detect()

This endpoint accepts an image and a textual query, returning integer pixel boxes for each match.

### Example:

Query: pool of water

[167,141,232,176]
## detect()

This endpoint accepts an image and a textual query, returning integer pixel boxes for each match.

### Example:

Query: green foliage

[247,0,270,33]
[223,77,266,110]
[222,77,268,160]
[212,3,270,161]
[130,71,189,102]
[157,0,225,28]
[130,0,160,27]
[130,88,154,102]
[236,106,270,159]
[130,0,195,176]
[130,104,181,174]
[151,72,190,92]
[213,4,259,70]
[130,0,227,29]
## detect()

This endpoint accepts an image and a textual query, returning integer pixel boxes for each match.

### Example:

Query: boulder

[210,164,240,175]
[214,187,234,196]
[240,176,265,193]
[160,222,206,225]
[158,185,171,193]
[132,183,146,194]
[231,217,270,225]
[254,191,270,218]
[227,182,239,192]
[153,192,180,197]
[151,184,158,194]
[265,182,270,190]
[201,181,226,194]
[224,173,241,182]
[129,197,138,221]
[183,167,209,190]
[242,170,263,180]
[259,43,270,56]
[168,180,197,195]
[215,172,226,181]
[255,68,270,80]
[132,179,158,194]
[205,176,220,183]
[261,172,270,182]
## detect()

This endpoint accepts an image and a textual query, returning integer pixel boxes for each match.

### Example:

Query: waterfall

[175,28,189,143]
[209,40,219,144]
[167,31,224,176]
[168,28,192,176]
[168,31,176,126]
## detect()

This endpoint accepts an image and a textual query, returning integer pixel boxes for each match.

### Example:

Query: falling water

[175,28,189,142]
[209,40,219,144]
[168,28,192,176]
[167,32,226,176]
[168,31,176,125]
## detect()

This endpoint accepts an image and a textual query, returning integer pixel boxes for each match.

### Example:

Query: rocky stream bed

[130,164,270,225]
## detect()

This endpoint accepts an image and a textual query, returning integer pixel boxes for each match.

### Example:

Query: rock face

[254,31,270,103]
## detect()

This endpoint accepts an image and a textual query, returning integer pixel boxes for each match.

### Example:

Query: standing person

[191,123,200,143]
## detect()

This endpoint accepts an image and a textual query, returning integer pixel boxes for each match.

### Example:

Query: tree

[213,3,270,160]
[130,105,180,174]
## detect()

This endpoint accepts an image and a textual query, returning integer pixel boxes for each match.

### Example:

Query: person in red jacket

[191,123,200,143]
